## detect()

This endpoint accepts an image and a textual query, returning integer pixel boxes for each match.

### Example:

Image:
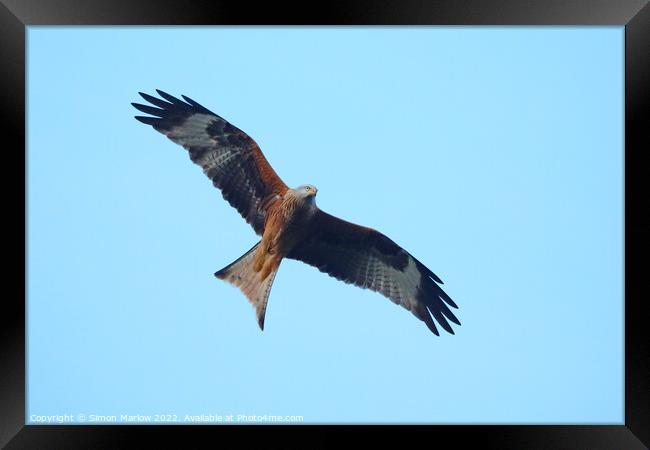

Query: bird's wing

[287,209,460,336]
[132,90,288,235]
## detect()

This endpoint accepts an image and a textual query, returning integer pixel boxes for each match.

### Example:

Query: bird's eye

[305,186,311,191]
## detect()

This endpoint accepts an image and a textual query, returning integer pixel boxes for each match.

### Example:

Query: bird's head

[295,184,318,200]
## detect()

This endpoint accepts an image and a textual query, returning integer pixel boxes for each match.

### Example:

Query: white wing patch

[372,255,422,312]
[165,113,216,148]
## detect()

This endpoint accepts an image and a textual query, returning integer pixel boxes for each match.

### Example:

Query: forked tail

[214,241,280,330]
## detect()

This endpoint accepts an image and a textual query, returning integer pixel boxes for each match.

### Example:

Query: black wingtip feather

[156,89,184,104]
[427,305,454,334]
[181,94,217,115]
[438,289,458,309]
[181,94,201,107]
[412,256,444,284]
[134,90,219,126]
[422,314,440,336]
[134,115,160,125]
[439,301,461,326]
[139,91,173,108]
[428,271,443,284]
[133,90,214,130]
[416,273,461,335]
[131,102,166,116]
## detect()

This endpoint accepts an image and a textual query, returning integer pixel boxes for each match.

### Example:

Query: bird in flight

[132,90,460,336]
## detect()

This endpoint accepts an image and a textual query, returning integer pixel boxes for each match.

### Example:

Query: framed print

[3,0,648,448]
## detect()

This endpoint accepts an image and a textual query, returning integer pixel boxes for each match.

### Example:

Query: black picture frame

[3,0,648,448]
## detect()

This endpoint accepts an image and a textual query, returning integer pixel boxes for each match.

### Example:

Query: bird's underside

[132,89,460,336]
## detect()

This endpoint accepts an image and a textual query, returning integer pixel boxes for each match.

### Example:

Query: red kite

[133,90,460,336]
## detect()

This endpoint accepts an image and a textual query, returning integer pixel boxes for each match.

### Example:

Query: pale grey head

[292,184,318,203]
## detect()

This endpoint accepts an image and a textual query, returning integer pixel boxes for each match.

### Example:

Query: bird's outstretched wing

[132,90,288,235]
[287,209,460,335]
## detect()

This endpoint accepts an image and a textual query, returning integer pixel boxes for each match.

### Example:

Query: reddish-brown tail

[214,242,280,330]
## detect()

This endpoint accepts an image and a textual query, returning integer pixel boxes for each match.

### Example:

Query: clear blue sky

[27,27,623,424]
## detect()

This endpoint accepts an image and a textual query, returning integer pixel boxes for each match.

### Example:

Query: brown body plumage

[133,90,460,336]
[214,185,318,329]
[254,189,316,279]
